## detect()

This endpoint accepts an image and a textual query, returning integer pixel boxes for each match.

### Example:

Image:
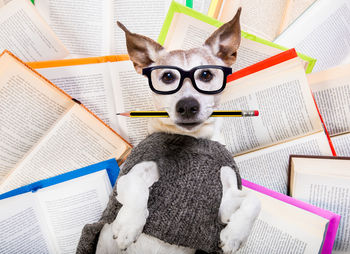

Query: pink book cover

[242,179,341,254]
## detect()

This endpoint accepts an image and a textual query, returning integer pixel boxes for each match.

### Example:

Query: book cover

[243,179,340,254]
[158,1,316,73]
[27,54,130,69]
[0,158,119,200]
[1,50,132,156]
[226,48,336,156]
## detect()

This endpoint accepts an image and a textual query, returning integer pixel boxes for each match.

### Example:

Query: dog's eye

[161,72,176,84]
[199,70,213,82]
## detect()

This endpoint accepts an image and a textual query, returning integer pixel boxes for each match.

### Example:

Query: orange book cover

[1,50,132,162]
[27,54,130,69]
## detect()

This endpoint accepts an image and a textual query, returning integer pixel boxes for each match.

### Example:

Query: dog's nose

[176,97,200,118]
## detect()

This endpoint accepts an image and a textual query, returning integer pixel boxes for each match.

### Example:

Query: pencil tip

[116,112,130,117]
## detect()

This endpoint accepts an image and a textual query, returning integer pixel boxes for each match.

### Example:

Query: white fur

[97,164,260,254]
[97,20,261,253]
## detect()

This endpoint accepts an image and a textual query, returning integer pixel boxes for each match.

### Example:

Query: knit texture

[76,132,241,253]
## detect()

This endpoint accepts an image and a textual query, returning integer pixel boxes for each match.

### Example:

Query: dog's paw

[112,206,148,250]
[219,223,245,254]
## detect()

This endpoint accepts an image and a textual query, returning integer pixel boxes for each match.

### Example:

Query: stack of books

[0,0,349,253]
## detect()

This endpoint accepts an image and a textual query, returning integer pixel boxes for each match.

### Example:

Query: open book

[158,1,316,73]
[28,56,153,146]
[207,0,316,42]
[307,64,350,156]
[220,49,335,194]
[0,0,68,61]
[0,158,119,254]
[240,179,340,254]
[274,0,350,72]
[0,50,131,194]
[289,155,350,253]
[34,0,195,58]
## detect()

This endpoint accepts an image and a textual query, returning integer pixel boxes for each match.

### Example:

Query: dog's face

[118,8,241,136]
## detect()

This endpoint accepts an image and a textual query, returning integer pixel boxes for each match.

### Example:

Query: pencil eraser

[254,110,259,116]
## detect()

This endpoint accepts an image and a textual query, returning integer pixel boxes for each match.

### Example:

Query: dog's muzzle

[175,97,202,129]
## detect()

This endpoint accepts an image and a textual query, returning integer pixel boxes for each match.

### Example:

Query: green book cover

[158,1,316,73]
[185,0,192,8]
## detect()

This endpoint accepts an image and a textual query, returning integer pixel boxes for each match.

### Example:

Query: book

[0,0,34,5]
[0,0,68,61]
[241,179,340,254]
[186,0,212,14]
[208,0,316,42]
[274,0,350,72]
[158,1,316,73]
[289,155,350,253]
[27,55,154,146]
[220,49,335,194]
[34,0,193,58]
[307,63,350,156]
[0,50,132,194]
[0,158,119,254]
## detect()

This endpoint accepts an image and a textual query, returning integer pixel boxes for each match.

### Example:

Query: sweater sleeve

[76,134,159,253]
[215,142,242,190]
[76,186,121,254]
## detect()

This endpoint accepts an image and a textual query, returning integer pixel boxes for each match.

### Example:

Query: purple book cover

[242,179,341,254]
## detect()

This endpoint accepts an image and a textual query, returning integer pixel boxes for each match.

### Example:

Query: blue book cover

[0,158,120,200]
[0,159,120,253]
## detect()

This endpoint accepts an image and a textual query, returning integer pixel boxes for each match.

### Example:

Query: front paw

[219,205,258,254]
[112,206,148,250]
[219,223,245,254]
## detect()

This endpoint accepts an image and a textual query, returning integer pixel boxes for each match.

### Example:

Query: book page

[235,131,333,194]
[0,0,68,61]
[111,0,173,55]
[0,52,73,182]
[292,157,350,178]
[36,170,112,253]
[275,0,350,72]
[110,61,155,145]
[279,0,317,33]
[237,187,328,253]
[35,62,120,132]
[308,64,350,136]
[35,0,111,57]
[292,171,350,252]
[221,58,323,155]
[0,192,56,253]
[218,0,287,41]
[331,133,350,157]
[177,0,211,14]
[192,0,212,14]
[163,12,284,72]
[0,103,130,193]
[233,37,283,71]
[0,0,12,7]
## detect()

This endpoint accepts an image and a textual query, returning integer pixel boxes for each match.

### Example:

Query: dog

[96,8,261,254]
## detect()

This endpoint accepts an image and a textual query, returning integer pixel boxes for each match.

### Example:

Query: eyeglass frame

[142,65,232,95]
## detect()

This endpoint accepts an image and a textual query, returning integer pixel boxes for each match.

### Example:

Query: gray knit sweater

[76,132,241,253]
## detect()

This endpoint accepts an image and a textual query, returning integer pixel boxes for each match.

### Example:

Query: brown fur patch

[117,21,164,72]
[204,7,241,66]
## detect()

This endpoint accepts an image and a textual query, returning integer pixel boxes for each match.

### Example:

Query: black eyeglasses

[142,65,232,95]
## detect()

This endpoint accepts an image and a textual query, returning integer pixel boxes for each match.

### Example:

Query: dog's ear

[117,21,164,74]
[204,7,241,66]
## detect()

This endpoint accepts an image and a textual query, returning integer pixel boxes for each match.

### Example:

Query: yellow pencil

[116,110,259,117]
